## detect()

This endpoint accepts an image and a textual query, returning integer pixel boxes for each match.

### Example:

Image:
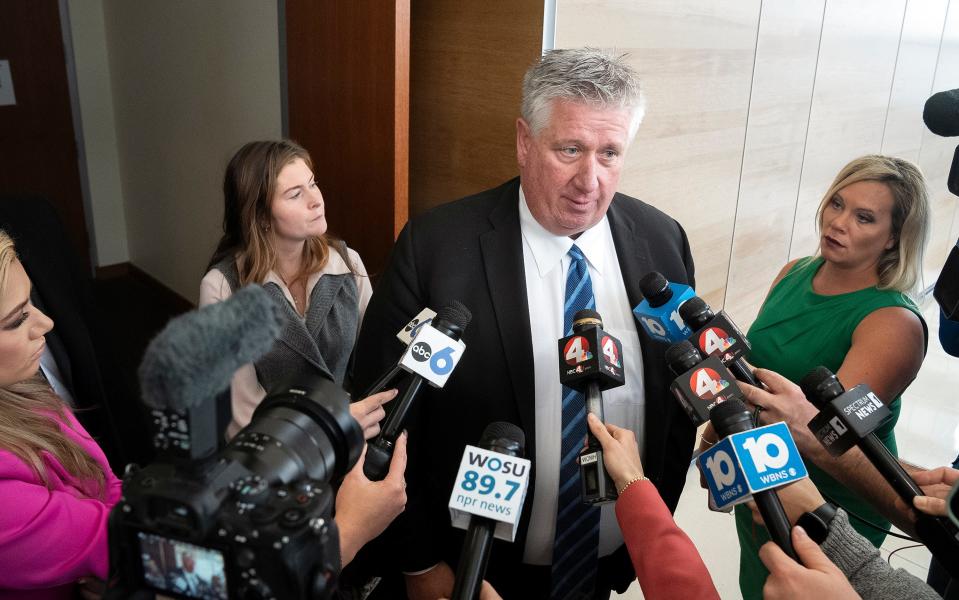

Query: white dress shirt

[518,187,646,565]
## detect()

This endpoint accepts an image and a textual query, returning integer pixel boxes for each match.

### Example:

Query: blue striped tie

[550,244,599,600]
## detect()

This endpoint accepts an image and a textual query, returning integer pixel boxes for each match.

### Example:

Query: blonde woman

[727,155,931,599]
[0,230,122,598]
[200,140,392,439]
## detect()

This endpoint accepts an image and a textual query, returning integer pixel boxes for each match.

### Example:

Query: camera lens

[222,375,363,485]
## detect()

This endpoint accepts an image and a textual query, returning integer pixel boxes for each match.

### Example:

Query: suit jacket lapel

[479,179,537,455]
[606,196,667,476]
[607,194,652,309]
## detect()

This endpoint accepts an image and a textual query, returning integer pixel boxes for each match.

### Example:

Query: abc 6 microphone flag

[449,446,531,542]
[699,422,808,512]
[398,321,466,388]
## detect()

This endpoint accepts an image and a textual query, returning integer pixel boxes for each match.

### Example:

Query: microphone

[364,301,472,481]
[923,88,959,195]
[632,271,696,343]
[558,308,624,504]
[801,367,959,576]
[363,307,439,397]
[449,422,529,600]
[924,89,959,137]
[706,399,801,561]
[679,296,758,387]
[665,340,746,426]
[138,285,284,459]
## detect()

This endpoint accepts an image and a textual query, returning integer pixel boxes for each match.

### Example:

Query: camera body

[107,378,362,600]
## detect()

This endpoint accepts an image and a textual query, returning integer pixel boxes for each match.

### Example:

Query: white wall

[99,0,282,302]
[66,0,129,266]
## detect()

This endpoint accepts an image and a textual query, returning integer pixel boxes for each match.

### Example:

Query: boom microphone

[923,88,959,195]
[801,367,959,576]
[710,399,799,561]
[138,285,284,459]
[924,89,959,137]
[364,301,472,480]
[450,422,527,600]
[139,285,284,410]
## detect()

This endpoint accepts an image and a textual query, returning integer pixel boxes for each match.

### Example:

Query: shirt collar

[518,184,609,279]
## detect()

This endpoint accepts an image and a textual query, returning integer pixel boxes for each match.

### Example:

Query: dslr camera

[107,376,363,600]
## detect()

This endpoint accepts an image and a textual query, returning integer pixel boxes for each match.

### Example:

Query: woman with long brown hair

[201,140,392,439]
[0,230,122,598]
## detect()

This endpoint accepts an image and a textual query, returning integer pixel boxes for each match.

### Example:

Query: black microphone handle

[451,518,496,600]
[857,434,959,578]
[730,359,760,388]
[754,489,799,562]
[363,375,425,481]
[363,363,404,398]
[857,434,924,500]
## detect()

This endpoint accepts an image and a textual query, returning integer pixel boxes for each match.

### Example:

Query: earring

[262,222,271,232]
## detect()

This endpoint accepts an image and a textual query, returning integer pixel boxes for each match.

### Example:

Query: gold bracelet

[618,476,649,496]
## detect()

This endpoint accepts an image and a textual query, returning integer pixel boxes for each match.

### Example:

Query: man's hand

[739,368,820,452]
[586,413,644,491]
[901,466,959,517]
[350,389,398,439]
[760,526,861,600]
[406,561,456,600]
[747,478,826,527]
[335,432,408,567]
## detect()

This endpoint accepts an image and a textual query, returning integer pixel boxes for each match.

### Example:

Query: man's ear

[516,117,532,168]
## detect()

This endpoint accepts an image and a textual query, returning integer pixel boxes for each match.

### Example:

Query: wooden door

[0,0,90,270]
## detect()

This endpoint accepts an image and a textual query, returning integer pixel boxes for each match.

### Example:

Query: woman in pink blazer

[0,230,122,599]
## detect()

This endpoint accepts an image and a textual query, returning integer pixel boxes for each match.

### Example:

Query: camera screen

[137,532,228,599]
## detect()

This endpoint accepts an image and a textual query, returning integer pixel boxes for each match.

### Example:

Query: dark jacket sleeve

[652,218,697,512]
[352,219,445,573]
[940,308,959,357]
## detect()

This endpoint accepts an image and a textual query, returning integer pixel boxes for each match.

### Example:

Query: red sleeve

[615,480,720,600]
[0,455,113,589]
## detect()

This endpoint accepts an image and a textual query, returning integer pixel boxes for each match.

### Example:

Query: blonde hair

[0,231,106,497]
[816,155,930,294]
[208,140,348,285]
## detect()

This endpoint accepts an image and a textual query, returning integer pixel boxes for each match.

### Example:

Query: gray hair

[521,48,646,141]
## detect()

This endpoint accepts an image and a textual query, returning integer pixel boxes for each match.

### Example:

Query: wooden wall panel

[724,0,824,327]
[286,0,409,277]
[555,0,761,309]
[881,0,949,163]
[409,1,543,214]
[788,0,906,261]
[919,3,959,282]
[0,0,89,269]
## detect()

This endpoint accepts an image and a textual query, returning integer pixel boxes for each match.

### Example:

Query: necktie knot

[568,243,586,263]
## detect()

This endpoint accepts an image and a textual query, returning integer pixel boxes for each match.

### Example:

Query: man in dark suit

[353,48,696,599]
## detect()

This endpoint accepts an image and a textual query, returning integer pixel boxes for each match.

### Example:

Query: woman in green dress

[717,155,931,599]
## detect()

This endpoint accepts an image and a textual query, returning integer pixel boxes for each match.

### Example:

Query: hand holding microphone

[586,413,644,493]
[365,301,472,481]
[558,308,625,504]
[335,432,408,567]
[349,388,398,440]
